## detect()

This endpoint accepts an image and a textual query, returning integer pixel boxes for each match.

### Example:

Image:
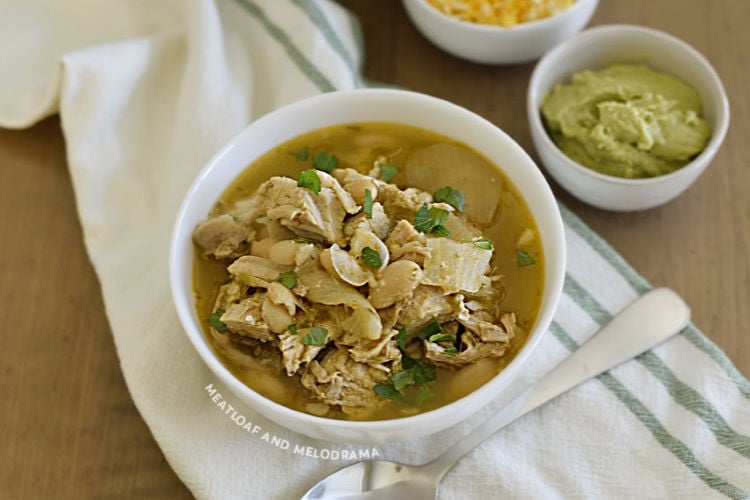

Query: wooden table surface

[1,1,747,498]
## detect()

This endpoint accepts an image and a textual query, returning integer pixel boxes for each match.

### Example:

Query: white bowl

[170,88,565,444]
[527,24,730,211]
[403,0,599,64]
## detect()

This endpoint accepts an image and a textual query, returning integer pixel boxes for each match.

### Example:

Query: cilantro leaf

[379,163,398,182]
[361,247,382,268]
[374,383,403,400]
[297,169,321,195]
[391,370,415,392]
[274,271,297,289]
[433,186,465,212]
[414,204,451,235]
[302,326,328,346]
[363,188,373,218]
[428,333,455,343]
[516,249,536,267]
[288,324,298,335]
[207,309,228,332]
[401,357,436,384]
[432,225,450,237]
[474,238,493,250]
[414,204,433,233]
[313,151,338,172]
[444,346,459,355]
[395,327,408,352]
[417,320,442,340]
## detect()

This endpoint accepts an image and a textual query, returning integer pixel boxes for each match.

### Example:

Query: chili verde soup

[192,122,544,421]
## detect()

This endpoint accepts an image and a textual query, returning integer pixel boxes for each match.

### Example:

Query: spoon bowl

[301,288,690,499]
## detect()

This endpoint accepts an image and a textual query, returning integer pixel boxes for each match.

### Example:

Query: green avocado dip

[541,64,711,179]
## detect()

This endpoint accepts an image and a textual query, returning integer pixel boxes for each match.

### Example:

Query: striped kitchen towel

[0,0,747,498]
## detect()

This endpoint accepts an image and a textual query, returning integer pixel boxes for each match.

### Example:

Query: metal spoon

[301,287,690,500]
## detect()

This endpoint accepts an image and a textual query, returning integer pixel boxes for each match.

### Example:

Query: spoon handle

[425,287,690,478]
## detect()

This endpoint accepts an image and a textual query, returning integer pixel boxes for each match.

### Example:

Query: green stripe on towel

[289,0,363,85]
[232,0,336,92]
[551,322,749,499]
[559,203,750,400]
[563,274,750,461]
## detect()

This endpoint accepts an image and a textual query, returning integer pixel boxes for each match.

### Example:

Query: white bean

[369,260,422,309]
[268,239,299,266]
[250,237,277,259]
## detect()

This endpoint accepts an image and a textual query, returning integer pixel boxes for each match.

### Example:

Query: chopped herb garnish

[395,327,408,352]
[313,151,338,172]
[432,225,451,237]
[288,324,298,335]
[361,247,382,268]
[374,383,403,400]
[516,249,536,267]
[274,271,298,289]
[297,169,321,195]
[391,370,415,392]
[302,326,328,346]
[207,309,228,332]
[433,186,465,212]
[414,204,451,236]
[474,238,493,250]
[375,357,437,402]
[444,346,459,355]
[379,163,398,182]
[417,320,442,340]
[289,146,309,162]
[363,188,373,218]
[294,237,317,244]
[402,357,437,384]
[428,333,455,343]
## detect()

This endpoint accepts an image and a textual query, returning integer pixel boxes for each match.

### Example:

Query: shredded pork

[194,167,518,415]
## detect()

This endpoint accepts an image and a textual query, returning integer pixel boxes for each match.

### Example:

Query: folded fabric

[1,0,748,498]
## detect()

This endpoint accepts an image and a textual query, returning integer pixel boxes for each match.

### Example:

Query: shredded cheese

[426,0,576,27]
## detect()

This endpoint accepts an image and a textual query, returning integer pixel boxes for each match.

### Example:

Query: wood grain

[1,1,747,498]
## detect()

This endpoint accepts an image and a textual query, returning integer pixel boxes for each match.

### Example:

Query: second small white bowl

[527,24,730,211]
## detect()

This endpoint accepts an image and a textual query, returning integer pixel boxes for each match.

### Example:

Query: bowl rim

[169,87,566,436]
[527,23,731,186]
[408,0,599,33]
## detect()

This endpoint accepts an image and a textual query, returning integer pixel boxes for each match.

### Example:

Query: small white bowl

[527,24,730,211]
[403,0,599,64]
[170,89,566,444]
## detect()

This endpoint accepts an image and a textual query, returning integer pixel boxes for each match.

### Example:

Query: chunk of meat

[458,304,516,343]
[258,176,349,245]
[301,348,390,410]
[227,255,293,288]
[398,286,463,332]
[278,331,325,375]
[377,183,432,220]
[424,329,507,368]
[348,329,402,370]
[386,220,430,265]
[219,294,275,342]
[318,170,360,215]
[343,202,391,240]
[193,214,248,259]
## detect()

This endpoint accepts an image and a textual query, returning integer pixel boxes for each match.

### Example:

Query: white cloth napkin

[2,1,749,498]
